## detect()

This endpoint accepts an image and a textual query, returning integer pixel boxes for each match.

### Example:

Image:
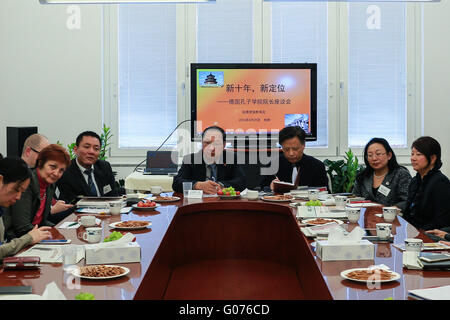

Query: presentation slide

[195,68,312,135]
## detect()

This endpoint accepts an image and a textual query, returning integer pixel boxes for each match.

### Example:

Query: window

[347,3,407,148]
[270,2,328,148]
[117,4,177,149]
[107,0,420,159]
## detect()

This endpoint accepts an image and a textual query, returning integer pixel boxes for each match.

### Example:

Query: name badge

[187,190,203,199]
[103,184,112,194]
[378,184,391,197]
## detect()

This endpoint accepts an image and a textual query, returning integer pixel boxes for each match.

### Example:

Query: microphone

[133,119,192,173]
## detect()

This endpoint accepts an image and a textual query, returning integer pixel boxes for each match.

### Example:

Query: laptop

[143,151,178,175]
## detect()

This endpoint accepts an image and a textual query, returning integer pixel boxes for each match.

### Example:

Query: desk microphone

[133,119,192,173]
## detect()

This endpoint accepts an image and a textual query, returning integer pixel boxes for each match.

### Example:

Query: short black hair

[412,136,442,170]
[279,126,306,145]
[76,131,101,147]
[0,157,31,185]
[202,126,226,144]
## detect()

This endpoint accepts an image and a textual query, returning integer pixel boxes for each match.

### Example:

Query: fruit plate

[218,194,241,200]
[131,203,160,211]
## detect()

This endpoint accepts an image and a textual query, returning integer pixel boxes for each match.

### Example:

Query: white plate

[131,203,161,211]
[218,194,241,200]
[340,268,401,283]
[153,196,181,203]
[261,196,293,202]
[71,265,130,280]
[302,218,344,226]
[109,221,152,230]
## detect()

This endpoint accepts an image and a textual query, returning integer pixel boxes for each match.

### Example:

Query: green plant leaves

[324,149,363,194]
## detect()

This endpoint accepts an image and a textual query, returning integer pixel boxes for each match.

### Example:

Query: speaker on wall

[7,127,38,157]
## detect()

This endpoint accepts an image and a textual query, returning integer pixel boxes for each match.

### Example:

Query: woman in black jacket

[3,144,70,239]
[402,136,450,231]
[352,138,412,211]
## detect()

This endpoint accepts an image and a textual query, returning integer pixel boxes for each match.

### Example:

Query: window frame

[103,1,422,164]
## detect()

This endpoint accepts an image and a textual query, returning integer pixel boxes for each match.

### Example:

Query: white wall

[0,0,449,181]
[423,0,450,176]
[0,0,103,162]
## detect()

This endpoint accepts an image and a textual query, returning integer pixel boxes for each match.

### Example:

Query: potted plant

[323,149,364,194]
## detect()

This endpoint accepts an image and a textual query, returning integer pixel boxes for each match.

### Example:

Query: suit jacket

[172,151,247,193]
[259,152,329,192]
[352,166,412,211]
[3,168,55,240]
[402,168,450,231]
[56,158,118,203]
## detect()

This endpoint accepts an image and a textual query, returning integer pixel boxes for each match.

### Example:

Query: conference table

[0,194,449,300]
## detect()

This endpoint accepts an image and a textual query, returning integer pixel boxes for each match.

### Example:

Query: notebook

[143,151,178,175]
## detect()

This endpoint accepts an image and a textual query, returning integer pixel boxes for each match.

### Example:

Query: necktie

[209,164,217,182]
[84,169,98,196]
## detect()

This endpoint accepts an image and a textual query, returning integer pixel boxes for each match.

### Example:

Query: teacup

[334,196,348,208]
[346,207,361,223]
[109,201,122,215]
[382,207,397,222]
[376,223,392,240]
[151,186,163,196]
[308,189,320,201]
[78,215,96,227]
[246,190,259,200]
[82,227,102,243]
[405,238,423,252]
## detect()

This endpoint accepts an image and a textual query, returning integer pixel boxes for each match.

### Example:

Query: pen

[68,222,79,227]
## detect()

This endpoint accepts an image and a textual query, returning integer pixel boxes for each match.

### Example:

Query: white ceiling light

[264,0,439,2]
[40,0,214,4]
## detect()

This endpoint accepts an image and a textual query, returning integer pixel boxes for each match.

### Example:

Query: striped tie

[84,169,97,196]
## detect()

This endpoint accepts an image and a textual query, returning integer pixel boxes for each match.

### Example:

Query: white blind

[197,0,253,62]
[271,2,328,147]
[348,3,407,148]
[118,4,177,148]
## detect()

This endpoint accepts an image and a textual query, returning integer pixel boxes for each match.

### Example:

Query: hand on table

[28,225,52,244]
[195,180,221,194]
[425,229,449,239]
[51,200,74,214]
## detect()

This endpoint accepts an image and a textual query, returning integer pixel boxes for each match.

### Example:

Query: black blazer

[172,151,247,193]
[260,152,329,192]
[3,168,55,239]
[402,168,450,231]
[56,159,118,203]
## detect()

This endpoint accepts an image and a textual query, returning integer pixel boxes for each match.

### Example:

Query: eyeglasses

[30,147,40,154]
[366,153,386,159]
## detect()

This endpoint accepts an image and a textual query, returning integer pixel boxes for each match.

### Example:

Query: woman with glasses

[402,136,450,231]
[3,144,71,240]
[352,138,412,211]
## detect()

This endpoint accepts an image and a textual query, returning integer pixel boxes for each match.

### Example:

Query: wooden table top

[0,195,448,300]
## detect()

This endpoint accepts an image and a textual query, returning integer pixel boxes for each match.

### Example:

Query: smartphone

[419,253,450,263]
[39,239,71,244]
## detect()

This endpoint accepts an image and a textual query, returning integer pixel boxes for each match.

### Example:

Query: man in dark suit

[172,126,246,194]
[52,131,118,223]
[260,126,328,192]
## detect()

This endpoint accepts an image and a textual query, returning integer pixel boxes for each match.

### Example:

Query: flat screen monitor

[190,63,317,142]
